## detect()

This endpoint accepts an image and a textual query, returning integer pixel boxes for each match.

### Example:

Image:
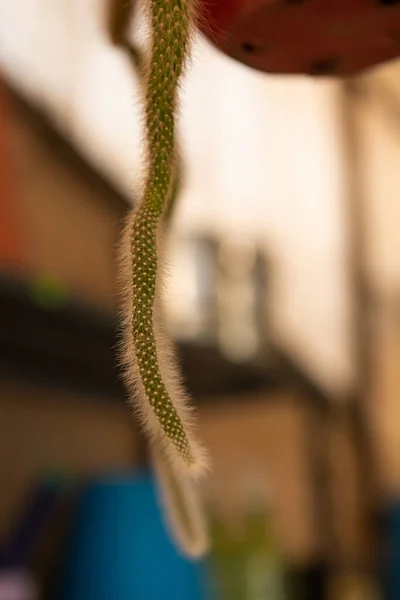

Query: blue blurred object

[59,471,206,600]
[1,477,62,569]
[0,476,64,600]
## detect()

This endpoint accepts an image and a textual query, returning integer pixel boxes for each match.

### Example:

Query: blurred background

[1,0,400,599]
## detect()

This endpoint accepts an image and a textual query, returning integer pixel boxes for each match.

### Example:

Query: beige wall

[0,0,355,397]
[356,82,400,296]
[352,70,400,499]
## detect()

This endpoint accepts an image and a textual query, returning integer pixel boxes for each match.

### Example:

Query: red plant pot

[198,0,400,76]
[0,78,25,270]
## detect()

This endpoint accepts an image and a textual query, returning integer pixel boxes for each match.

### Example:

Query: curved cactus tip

[152,442,210,559]
[159,428,210,482]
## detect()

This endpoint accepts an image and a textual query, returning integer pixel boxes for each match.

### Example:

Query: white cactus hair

[118,213,209,479]
[118,0,209,482]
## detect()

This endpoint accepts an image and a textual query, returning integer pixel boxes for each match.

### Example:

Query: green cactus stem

[119,0,208,479]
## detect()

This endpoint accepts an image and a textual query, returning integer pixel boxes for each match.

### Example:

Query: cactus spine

[120,0,208,482]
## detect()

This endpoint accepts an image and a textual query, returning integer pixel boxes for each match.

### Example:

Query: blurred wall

[354,67,400,499]
[356,73,400,297]
[0,0,355,398]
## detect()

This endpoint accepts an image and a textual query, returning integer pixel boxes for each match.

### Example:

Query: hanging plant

[118,0,210,557]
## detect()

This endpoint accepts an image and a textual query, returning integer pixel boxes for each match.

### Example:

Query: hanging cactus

[119,0,208,483]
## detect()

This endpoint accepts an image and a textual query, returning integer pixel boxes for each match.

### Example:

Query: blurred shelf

[0,274,286,403]
[0,84,331,412]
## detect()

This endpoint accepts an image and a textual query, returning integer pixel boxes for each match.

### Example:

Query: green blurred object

[244,501,287,600]
[209,515,246,600]
[209,498,288,600]
[30,275,68,310]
